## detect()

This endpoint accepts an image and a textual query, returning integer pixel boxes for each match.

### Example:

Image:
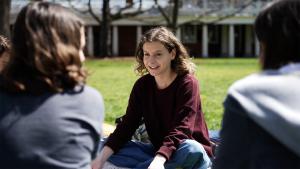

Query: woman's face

[143,41,175,78]
[0,51,9,72]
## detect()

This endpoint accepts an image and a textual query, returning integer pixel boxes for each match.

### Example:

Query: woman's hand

[91,155,104,169]
[148,154,166,169]
[91,146,114,169]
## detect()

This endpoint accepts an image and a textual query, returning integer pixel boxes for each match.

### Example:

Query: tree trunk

[99,0,111,57]
[0,0,11,38]
[170,0,179,34]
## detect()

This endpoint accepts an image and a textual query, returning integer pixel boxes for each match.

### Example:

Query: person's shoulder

[136,73,152,82]
[228,70,293,95]
[177,73,198,86]
[226,72,285,106]
[62,85,104,109]
[83,85,101,95]
[228,73,261,95]
[180,73,196,79]
[81,85,103,102]
[134,74,153,87]
[223,74,262,116]
[74,85,104,118]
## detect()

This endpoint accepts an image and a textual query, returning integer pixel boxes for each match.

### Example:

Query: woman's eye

[155,53,162,58]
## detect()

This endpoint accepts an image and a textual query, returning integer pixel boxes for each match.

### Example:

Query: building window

[181,25,197,43]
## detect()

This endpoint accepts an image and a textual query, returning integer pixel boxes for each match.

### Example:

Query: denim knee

[180,139,210,169]
[182,139,205,154]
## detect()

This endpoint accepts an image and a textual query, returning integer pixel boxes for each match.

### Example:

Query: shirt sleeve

[156,75,207,160]
[105,80,143,153]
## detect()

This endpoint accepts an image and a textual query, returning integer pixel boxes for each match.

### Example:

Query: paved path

[103,123,116,137]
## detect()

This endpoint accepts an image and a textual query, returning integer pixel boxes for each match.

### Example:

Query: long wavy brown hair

[1,2,86,94]
[135,26,196,76]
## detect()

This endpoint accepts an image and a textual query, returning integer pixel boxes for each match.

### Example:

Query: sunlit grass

[85,58,259,130]
[194,58,259,129]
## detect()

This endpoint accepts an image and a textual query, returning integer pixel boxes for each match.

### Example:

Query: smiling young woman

[142,41,177,89]
[92,26,212,169]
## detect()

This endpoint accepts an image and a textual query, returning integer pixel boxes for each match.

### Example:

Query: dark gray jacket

[213,64,300,169]
[0,85,104,169]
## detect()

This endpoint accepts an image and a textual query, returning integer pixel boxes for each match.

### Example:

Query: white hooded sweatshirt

[228,63,300,157]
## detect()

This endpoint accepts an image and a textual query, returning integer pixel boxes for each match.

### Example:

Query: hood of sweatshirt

[227,63,300,157]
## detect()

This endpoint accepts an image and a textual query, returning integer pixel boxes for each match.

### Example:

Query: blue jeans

[100,139,211,169]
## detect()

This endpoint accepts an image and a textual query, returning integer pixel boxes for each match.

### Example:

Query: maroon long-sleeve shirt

[105,73,213,160]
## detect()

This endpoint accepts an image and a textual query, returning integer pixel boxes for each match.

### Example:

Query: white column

[245,25,253,57]
[112,26,118,56]
[87,26,94,57]
[255,37,260,57]
[202,24,208,58]
[176,27,181,41]
[229,24,235,58]
[136,26,142,45]
[221,25,228,57]
[203,0,208,11]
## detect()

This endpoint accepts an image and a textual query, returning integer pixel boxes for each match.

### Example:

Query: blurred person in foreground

[0,2,104,169]
[213,0,300,168]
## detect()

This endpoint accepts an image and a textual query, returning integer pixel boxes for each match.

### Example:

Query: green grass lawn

[85,58,259,130]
